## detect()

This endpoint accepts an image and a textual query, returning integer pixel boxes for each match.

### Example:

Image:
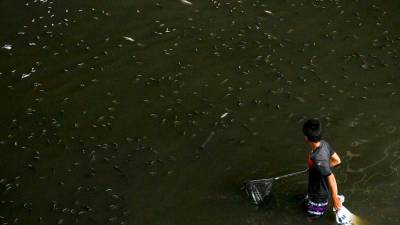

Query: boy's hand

[332,195,343,210]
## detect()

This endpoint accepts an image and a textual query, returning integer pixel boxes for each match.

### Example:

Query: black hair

[302,119,322,143]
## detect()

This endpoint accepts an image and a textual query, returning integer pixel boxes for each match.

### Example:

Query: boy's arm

[330,152,341,168]
[327,174,342,210]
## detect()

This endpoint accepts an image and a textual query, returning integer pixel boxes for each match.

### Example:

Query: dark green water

[1,0,400,224]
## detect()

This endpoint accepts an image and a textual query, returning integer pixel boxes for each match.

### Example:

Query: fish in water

[264,10,273,15]
[220,112,228,119]
[21,73,31,79]
[2,44,12,50]
[180,0,193,5]
[122,36,135,42]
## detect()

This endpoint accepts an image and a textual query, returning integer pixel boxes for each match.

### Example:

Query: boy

[303,119,342,219]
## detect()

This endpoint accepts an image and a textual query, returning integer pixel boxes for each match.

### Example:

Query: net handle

[249,168,308,183]
[274,168,308,180]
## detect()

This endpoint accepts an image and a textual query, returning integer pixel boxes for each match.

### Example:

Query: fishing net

[242,178,274,205]
[242,169,308,206]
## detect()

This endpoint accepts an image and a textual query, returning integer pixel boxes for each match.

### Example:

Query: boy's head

[302,119,322,143]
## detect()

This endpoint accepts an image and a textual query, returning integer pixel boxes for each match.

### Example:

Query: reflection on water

[1,0,400,224]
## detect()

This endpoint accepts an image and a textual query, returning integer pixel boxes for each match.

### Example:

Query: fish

[200,131,215,150]
[220,112,228,119]
[181,0,193,5]
[264,10,273,15]
[21,73,31,79]
[122,36,135,42]
[2,44,12,50]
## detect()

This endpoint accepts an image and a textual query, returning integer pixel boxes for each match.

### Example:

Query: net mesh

[242,169,307,206]
[242,179,274,205]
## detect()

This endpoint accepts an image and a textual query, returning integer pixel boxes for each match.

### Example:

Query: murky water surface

[1,0,400,224]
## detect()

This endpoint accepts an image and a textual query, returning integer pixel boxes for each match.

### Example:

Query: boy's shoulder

[312,140,332,160]
[321,140,336,154]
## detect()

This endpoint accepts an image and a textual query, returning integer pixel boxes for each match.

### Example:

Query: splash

[351,214,369,225]
[335,201,369,225]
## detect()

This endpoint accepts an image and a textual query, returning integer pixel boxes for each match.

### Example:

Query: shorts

[306,198,328,218]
